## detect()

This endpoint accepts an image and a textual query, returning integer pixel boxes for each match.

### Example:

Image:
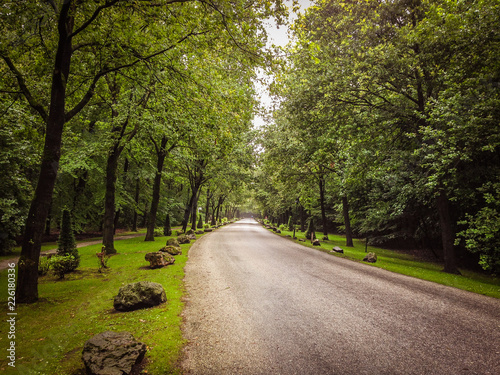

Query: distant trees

[256,0,500,273]
[1,0,288,303]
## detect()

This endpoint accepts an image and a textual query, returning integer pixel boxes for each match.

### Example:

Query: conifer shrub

[197,215,203,229]
[163,214,172,236]
[57,209,79,271]
[305,217,316,241]
[288,216,294,231]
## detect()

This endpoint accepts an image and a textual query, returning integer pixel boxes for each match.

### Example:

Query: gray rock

[177,234,190,244]
[363,252,377,263]
[159,246,181,256]
[322,236,329,241]
[145,252,175,268]
[299,239,306,242]
[188,234,197,240]
[332,246,344,254]
[186,229,195,235]
[166,238,180,248]
[82,331,146,375]
[275,229,281,234]
[196,230,204,235]
[312,239,321,246]
[113,281,167,311]
[204,228,213,232]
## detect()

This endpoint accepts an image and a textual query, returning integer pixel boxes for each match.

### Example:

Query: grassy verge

[0,230,198,374]
[0,229,152,262]
[266,226,500,299]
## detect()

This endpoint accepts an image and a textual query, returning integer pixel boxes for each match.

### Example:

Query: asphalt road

[181,219,500,375]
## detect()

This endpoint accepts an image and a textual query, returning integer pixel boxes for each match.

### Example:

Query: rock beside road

[82,331,146,375]
[363,252,377,263]
[113,281,166,311]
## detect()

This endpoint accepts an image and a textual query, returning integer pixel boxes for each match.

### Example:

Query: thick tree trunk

[191,188,201,231]
[132,179,140,232]
[319,176,328,238]
[437,190,460,274]
[16,1,74,303]
[182,187,198,233]
[342,195,354,247]
[102,151,120,254]
[145,137,168,241]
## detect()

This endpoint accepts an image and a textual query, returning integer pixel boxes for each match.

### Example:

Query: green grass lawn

[0,230,194,375]
[267,226,500,299]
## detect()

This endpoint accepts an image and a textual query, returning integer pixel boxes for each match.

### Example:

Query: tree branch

[0,54,48,122]
[65,30,205,122]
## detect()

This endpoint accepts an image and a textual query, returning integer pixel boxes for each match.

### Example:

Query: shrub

[163,214,172,236]
[305,217,316,241]
[197,215,203,229]
[57,209,80,268]
[288,216,294,231]
[154,228,164,237]
[50,255,79,279]
[279,224,287,232]
[38,256,51,276]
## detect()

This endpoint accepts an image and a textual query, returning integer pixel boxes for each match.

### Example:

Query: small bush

[50,255,79,279]
[38,256,51,276]
[279,224,287,232]
[197,215,203,229]
[154,228,164,237]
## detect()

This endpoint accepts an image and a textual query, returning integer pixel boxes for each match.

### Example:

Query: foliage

[153,228,164,238]
[304,217,316,241]
[57,209,80,271]
[197,215,203,229]
[457,182,500,273]
[38,257,51,276]
[50,255,79,279]
[288,216,294,232]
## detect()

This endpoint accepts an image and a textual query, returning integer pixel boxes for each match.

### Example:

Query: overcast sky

[253,0,313,128]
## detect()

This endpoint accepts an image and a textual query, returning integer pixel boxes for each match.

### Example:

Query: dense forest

[1,0,499,304]
[0,0,288,303]
[254,0,500,275]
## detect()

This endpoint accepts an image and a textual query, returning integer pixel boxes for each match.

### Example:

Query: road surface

[181,219,500,375]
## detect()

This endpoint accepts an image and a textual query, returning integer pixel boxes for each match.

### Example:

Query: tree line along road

[181,218,500,375]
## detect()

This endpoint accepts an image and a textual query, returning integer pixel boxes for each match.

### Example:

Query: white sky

[253,0,313,128]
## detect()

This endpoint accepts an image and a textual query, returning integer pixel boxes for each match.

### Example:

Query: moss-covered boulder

[113,281,166,312]
[166,238,180,248]
[144,252,175,269]
[177,234,190,244]
[160,246,182,256]
[82,331,146,375]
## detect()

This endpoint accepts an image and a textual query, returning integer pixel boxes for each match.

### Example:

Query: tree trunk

[191,188,201,231]
[205,188,211,223]
[342,195,354,247]
[299,205,305,232]
[437,190,460,274]
[145,137,168,241]
[319,176,328,238]
[182,186,198,233]
[102,151,120,254]
[132,179,140,232]
[16,1,74,303]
